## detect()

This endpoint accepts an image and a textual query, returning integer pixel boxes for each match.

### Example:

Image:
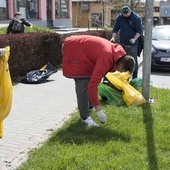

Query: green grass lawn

[0,25,54,34]
[17,86,170,170]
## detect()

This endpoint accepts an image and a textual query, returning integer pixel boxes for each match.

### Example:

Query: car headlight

[151,45,157,54]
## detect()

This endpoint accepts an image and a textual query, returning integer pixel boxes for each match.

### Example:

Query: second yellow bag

[106,71,146,106]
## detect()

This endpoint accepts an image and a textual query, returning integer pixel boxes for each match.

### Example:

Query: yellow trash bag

[0,46,13,138]
[105,71,146,106]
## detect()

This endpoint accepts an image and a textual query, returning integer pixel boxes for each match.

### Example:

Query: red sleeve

[88,56,112,106]
[88,44,126,106]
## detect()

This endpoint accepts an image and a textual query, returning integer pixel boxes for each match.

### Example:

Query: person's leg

[123,45,138,78]
[74,78,90,120]
[89,100,94,111]
[129,45,138,78]
[123,45,131,55]
[74,78,99,127]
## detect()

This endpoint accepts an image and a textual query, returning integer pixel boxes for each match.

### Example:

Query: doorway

[46,0,53,27]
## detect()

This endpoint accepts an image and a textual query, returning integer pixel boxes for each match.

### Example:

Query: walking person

[6,12,32,34]
[110,6,143,78]
[62,35,135,127]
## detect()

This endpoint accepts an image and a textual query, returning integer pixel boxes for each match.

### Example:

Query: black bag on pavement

[21,62,57,84]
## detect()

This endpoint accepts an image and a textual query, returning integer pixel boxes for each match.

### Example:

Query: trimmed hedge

[0,32,60,77]
[0,30,112,83]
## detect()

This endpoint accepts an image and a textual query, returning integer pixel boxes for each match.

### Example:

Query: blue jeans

[123,44,138,78]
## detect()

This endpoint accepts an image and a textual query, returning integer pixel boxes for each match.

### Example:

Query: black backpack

[12,18,23,31]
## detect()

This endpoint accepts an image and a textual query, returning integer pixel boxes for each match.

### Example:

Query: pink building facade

[0,0,72,28]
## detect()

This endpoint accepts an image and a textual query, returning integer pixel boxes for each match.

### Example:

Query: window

[154,7,159,12]
[55,0,69,18]
[15,0,38,19]
[0,0,7,19]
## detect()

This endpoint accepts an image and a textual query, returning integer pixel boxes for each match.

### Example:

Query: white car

[151,25,170,70]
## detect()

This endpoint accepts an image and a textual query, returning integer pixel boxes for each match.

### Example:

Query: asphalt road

[138,61,170,89]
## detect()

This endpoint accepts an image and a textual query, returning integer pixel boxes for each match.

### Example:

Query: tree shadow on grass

[142,104,159,170]
[49,118,131,145]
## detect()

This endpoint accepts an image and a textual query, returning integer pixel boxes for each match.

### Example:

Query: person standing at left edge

[6,12,32,34]
[62,35,135,127]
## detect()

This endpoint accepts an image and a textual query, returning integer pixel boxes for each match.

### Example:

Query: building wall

[1,1,170,29]
[72,2,113,28]
[0,0,72,28]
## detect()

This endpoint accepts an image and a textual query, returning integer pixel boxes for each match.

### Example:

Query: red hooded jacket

[62,35,126,106]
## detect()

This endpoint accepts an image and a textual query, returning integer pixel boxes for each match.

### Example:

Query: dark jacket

[6,17,32,34]
[113,11,143,45]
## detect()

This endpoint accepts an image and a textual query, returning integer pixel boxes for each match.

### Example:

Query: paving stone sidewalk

[0,70,77,170]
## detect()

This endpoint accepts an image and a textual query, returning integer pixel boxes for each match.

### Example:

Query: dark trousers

[121,44,138,78]
[74,78,92,120]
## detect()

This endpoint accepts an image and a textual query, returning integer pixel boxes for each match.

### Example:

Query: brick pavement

[0,70,77,170]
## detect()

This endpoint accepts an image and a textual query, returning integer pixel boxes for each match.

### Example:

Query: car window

[152,28,170,40]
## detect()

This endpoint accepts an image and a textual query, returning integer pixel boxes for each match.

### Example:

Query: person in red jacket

[62,35,135,127]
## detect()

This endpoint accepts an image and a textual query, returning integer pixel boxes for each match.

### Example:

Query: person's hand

[110,37,115,43]
[129,38,136,44]
[97,110,106,124]
[0,48,6,57]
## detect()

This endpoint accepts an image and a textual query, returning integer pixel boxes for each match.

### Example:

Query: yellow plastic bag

[0,121,3,137]
[0,46,13,138]
[106,71,146,106]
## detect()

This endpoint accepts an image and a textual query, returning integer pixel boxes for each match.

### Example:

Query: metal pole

[142,0,154,102]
